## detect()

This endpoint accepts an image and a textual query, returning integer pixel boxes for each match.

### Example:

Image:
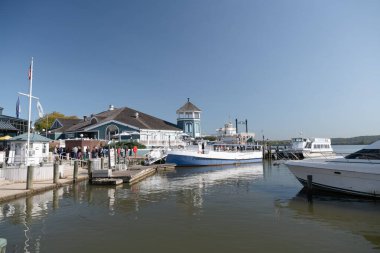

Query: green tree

[203,135,217,141]
[34,111,78,132]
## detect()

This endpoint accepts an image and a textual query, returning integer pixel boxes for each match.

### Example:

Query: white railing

[140,140,186,147]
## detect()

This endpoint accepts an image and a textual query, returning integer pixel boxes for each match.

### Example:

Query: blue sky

[1,0,379,139]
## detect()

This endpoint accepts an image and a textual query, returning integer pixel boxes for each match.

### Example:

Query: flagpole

[26,57,33,165]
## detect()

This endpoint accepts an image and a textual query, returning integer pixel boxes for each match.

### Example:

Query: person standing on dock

[73,146,78,159]
[133,146,138,158]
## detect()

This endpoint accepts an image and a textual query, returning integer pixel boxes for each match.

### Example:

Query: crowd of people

[53,146,138,160]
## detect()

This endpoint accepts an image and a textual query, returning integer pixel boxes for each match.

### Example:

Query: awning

[0,135,11,141]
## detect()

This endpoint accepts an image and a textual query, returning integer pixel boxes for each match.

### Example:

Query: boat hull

[286,160,380,198]
[166,151,262,167]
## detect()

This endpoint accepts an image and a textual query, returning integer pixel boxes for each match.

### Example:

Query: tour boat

[282,137,335,159]
[285,140,380,197]
[166,143,263,166]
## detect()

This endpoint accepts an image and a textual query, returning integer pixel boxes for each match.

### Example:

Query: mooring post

[307,175,313,190]
[73,160,78,182]
[88,159,92,176]
[114,147,117,165]
[108,149,112,170]
[53,161,59,184]
[307,175,313,202]
[26,165,34,189]
[101,157,104,170]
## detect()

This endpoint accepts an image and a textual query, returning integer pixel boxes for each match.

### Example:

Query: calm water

[1,145,379,253]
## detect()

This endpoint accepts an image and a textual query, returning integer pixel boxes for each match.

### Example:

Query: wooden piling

[307,175,313,190]
[88,159,92,177]
[73,160,78,182]
[108,150,111,170]
[26,165,34,189]
[53,162,59,183]
[101,157,104,170]
[307,175,313,202]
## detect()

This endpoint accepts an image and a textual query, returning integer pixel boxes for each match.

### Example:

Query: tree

[34,111,78,132]
[203,135,217,142]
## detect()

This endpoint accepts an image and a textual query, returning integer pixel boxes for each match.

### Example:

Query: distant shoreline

[267,135,380,146]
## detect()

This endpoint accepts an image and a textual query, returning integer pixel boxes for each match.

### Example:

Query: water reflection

[276,189,380,249]
[1,162,380,252]
[133,164,263,215]
[0,185,79,253]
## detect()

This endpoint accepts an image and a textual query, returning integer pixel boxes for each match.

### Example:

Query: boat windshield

[345,149,380,160]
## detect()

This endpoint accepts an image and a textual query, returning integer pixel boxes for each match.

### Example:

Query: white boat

[285,140,380,197]
[166,143,262,166]
[144,148,169,165]
[283,137,334,159]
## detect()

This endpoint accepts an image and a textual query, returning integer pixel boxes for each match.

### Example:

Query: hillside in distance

[331,135,380,145]
[267,135,380,146]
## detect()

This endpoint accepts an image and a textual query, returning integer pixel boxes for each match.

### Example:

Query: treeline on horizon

[331,135,380,145]
[266,135,380,146]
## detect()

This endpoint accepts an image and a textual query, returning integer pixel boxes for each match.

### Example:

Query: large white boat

[166,143,262,166]
[167,121,262,166]
[285,140,380,197]
[283,137,334,159]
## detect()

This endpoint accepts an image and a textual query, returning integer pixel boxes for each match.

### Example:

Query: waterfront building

[0,107,28,138]
[7,133,51,165]
[50,105,184,147]
[176,98,202,138]
[49,118,82,140]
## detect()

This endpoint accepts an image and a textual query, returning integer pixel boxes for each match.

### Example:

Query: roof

[8,133,52,142]
[0,120,18,131]
[0,114,28,122]
[176,100,201,113]
[66,107,181,132]
[50,118,82,132]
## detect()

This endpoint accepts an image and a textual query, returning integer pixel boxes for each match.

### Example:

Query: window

[91,118,98,124]
[345,149,380,160]
[185,123,193,133]
[105,124,119,140]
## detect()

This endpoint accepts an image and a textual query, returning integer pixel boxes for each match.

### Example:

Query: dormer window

[91,117,98,124]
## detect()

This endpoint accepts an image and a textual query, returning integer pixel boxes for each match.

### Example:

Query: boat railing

[169,144,262,154]
[272,151,301,160]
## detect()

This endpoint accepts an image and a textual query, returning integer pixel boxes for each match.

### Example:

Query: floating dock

[90,164,176,185]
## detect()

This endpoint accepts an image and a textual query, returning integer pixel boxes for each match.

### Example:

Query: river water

[0,145,379,253]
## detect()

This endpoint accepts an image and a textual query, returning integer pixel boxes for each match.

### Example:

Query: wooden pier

[90,163,176,186]
[0,159,176,203]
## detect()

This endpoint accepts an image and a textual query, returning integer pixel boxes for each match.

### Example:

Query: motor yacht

[285,140,380,197]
